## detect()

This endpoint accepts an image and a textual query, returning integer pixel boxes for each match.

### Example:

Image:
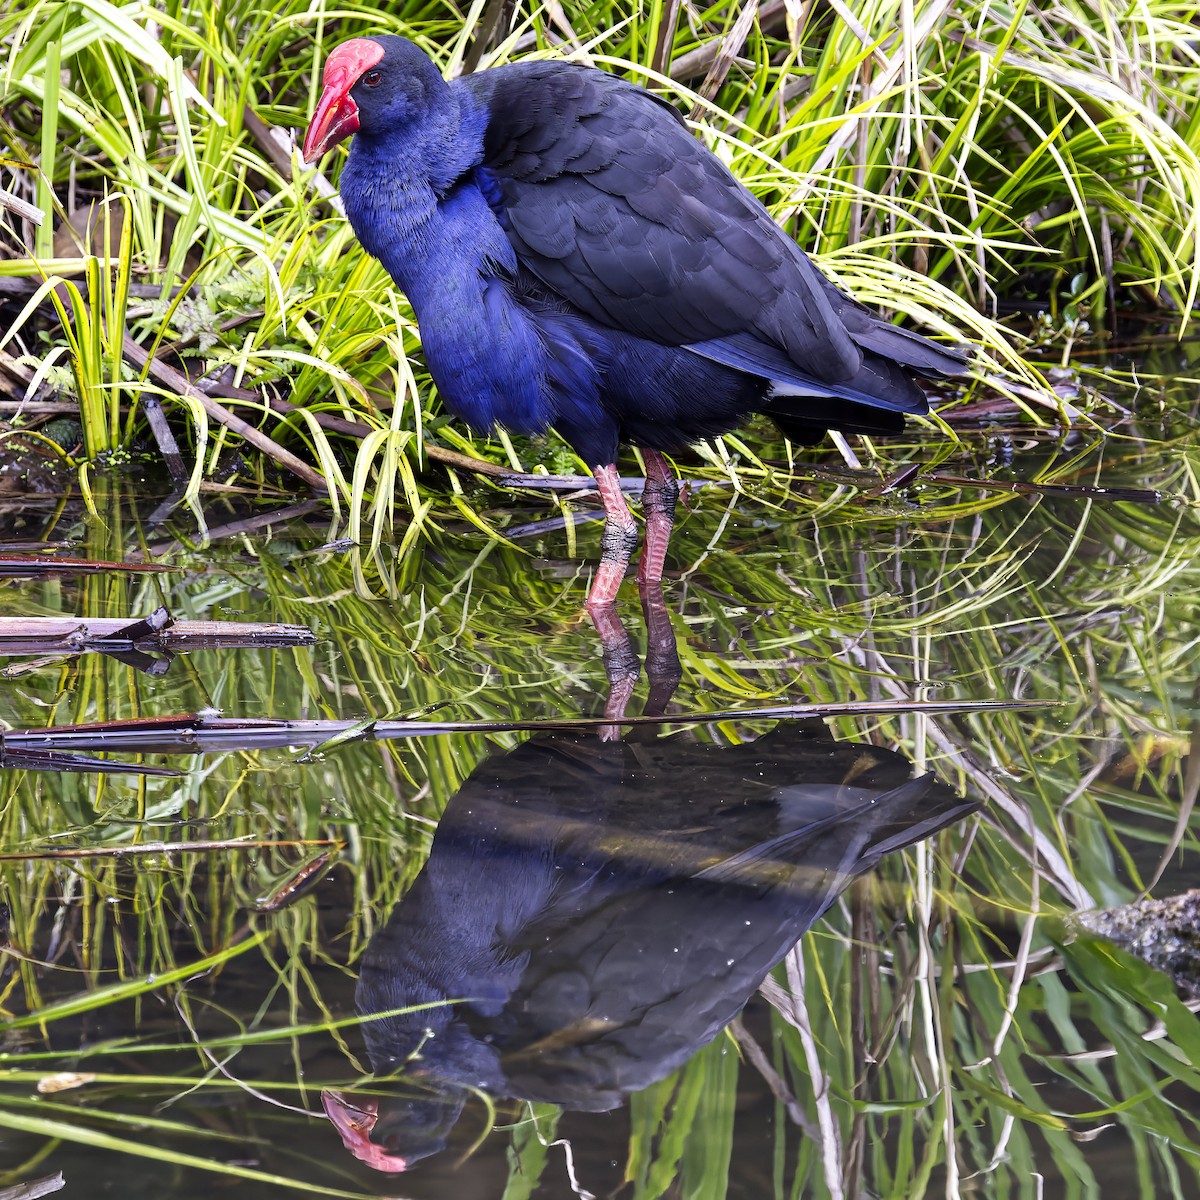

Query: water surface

[0,380,1197,1198]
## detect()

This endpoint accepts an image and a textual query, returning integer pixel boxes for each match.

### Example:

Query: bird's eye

[363,69,382,87]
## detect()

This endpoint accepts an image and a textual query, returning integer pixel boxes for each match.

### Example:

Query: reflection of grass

[0,423,1196,1193]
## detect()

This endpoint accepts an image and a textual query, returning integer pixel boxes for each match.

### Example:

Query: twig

[139,499,322,557]
[787,0,956,207]
[0,189,44,225]
[765,953,845,1200]
[0,745,181,777]
[0,402,79,415]
[842,641,1094,910]
[0,613,316,651]
[728,1017,818,1137]
[0,554,178,577]
[461,0,514,75]
[172,987,315,1117]
[266,399,601,487]
[2,700,1047,754]
[0,278,186,302]
[121,337,328,492]
[241,106,295,179]
[0,1173,64,1200]
[692,0,763,111]
[670,0,788,82]
[267,394,377,440]
[0,838,339,862]
[651,0,683,76]
[425,441,531,479]
[241,105,342,211]
[0,348,43,407]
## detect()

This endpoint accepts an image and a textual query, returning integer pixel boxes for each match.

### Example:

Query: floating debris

[423,446,1167,505]
[922,472,1163,504]
[0,606,316,654]
[0,189,45,225]
[1,699,1049,755]
[36,1072,97,1095]
[0,554,177,578]
[255,849,339,912]
[1077,890,1200,997]
[0,1172,65,1200]
[862,462,922,499]
[0,738,182,777]
[0,838,339,863]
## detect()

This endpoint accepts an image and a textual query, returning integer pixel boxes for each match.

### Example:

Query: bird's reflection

[324,598,977,1173]
[586,579,682,736]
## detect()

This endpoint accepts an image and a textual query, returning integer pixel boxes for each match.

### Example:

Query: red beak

[321,1089,410,1172]
[302,38,385,163]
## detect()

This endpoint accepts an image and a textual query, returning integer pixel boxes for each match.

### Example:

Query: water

[0,396,1197,1198]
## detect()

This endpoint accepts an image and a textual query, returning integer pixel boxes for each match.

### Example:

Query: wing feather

[461,62,864,384]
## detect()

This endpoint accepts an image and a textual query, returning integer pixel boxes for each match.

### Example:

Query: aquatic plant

[1,0,1198,524]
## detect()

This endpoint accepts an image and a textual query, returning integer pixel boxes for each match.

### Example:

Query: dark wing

[460,61,865,385]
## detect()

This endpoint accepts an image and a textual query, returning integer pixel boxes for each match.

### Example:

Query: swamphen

[322,723,977,1170]
[303,36,969,606]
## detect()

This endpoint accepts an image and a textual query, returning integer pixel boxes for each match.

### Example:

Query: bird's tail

[763,351,925,441]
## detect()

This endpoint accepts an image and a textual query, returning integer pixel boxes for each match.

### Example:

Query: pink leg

[636,449,678,586]
[587,602,639,741]
[586,463,639,609]
[638,579,682,717]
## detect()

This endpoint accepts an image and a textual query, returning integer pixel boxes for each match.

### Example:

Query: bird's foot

[639,579,682,716]
[586,518,640,608]
[636,514,674,586]
[636,451,678,586]
[587,601,640,741]
[587,463,640,607]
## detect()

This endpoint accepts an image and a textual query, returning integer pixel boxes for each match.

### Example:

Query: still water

[0,389,1197,1198]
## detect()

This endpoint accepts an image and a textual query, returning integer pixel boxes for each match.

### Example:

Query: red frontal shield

[302,39,385,162]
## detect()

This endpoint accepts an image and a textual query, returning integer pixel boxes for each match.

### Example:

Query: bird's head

[303,35,449,162]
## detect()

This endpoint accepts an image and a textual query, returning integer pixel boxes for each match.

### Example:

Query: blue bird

[320,722,977,1171]
[303,36,968,606]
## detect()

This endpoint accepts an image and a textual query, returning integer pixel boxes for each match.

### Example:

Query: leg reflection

[587,580,683,739]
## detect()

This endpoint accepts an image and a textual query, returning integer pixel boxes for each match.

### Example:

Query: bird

[303,36,969,607]
[320,722,977,1171]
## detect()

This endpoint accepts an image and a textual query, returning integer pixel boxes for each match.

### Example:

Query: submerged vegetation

[0,414,1195,1193]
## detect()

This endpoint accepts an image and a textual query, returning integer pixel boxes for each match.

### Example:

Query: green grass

[1,1,1200,1192]
[2,0,1199,524]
